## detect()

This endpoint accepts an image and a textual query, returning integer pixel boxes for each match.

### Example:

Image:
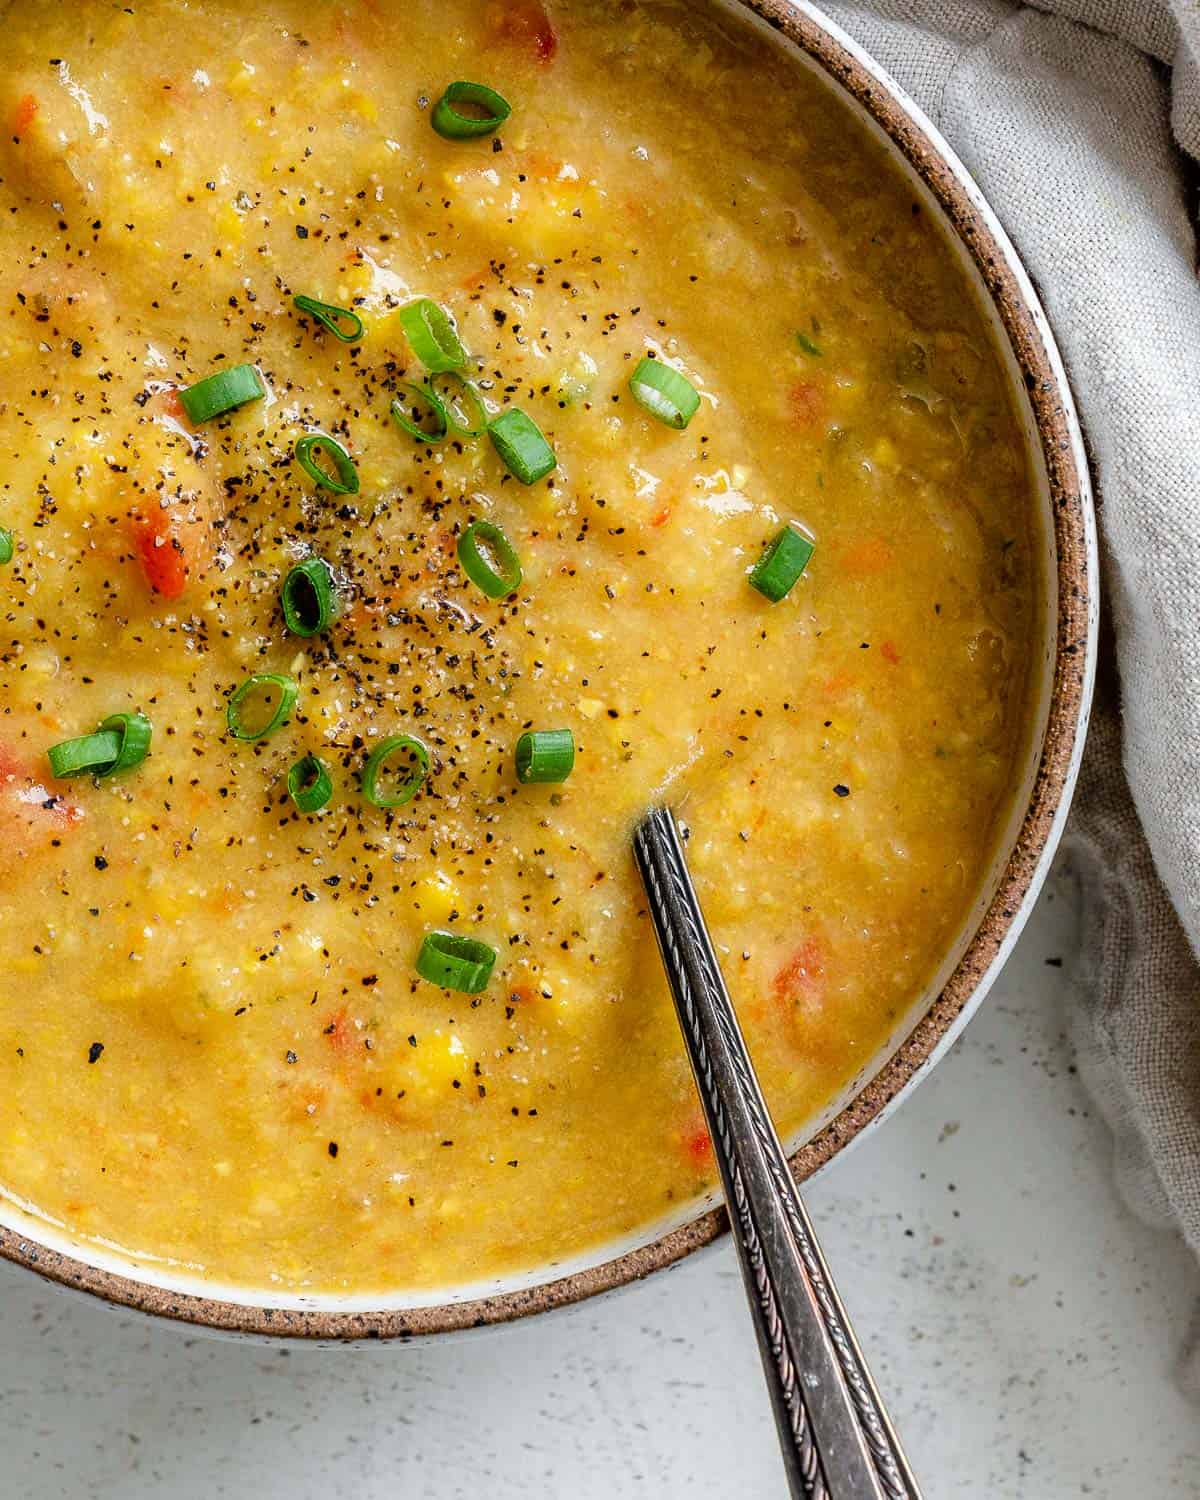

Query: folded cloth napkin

[818,0,1200,1374]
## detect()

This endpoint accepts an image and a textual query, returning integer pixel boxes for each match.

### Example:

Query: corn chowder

[0,0,1039,1291]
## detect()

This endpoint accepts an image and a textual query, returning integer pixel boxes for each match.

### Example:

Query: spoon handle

[633,807,922,1500]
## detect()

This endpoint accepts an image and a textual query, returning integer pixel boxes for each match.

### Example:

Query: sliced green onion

[281,557,337,638]
[293,294,364,344]
[431,372,487,438]
[489,407,556,484]
[47,711,152,779]
[458,520,522,599]
[397,298,467,372]
[97,712,153,775]
[361,734,430,808]
[47,729,121,780]
[389,381,449,443]
[628,356,700,430]
[431,81,512,140]
[295,433,359,495]
[0,528,12,565]
[178,364,264,424]
[515,728,574,784]
[415,930,497,994]
[227,673,299,741]
[749,522,815,602]
[287,753,333,813]
[795,331,823,358]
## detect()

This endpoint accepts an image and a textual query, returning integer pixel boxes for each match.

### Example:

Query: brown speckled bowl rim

[0,0,1094,1340]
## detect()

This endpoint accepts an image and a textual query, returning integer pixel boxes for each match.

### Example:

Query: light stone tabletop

[3,859,1198,1498]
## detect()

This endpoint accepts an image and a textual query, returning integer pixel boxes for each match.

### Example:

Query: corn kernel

[406,1031,467,1095]
[227,62,257,95]
[348,90,378,122]
[215,203,244,245]
[414,872,460,923]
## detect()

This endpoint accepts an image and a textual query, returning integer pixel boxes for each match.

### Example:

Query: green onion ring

[293,294,364,344]
[361,734,430,808]
[97,712,154,775]
[178,364,265,424]
[457,519,522,599]
[0,528,12,565]
[431,81,512,140]
[397,298,468,372]
[281,557,337,638]
[488,407,556,484]
[431,372,487,438]
[287,753,333,813]
[227,673,299,741]
[389,381,449,443]
[47,711,152,780]
[628,356,701,430]
[295,433,360,495]
[515,728,574,784]
[47,729,122,780]
[415,929,497,994]
[748,522,816,602]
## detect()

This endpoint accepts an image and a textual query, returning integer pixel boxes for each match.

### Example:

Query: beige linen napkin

[819,0,1200,1359]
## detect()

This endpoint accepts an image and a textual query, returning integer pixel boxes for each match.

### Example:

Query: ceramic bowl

[0,0,1098,1339]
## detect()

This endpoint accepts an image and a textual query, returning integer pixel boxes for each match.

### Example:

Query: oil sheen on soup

[0,0,1039,1292]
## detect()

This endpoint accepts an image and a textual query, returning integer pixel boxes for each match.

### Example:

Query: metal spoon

[633,806,923,1500]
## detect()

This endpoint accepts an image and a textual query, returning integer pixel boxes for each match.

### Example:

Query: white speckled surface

[3,859,1198,1497]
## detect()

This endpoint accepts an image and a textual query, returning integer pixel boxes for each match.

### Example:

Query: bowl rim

[0,0,1097,1339]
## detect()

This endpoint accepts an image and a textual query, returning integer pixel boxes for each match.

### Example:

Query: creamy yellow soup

[0,0,1038,1292]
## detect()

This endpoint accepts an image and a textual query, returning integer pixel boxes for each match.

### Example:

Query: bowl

[0,0,1097,1339]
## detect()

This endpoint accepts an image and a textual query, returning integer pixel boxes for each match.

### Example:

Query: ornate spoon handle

[633,807,922,1500]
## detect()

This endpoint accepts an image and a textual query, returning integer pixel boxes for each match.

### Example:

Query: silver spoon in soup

[634,806,923,1500]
